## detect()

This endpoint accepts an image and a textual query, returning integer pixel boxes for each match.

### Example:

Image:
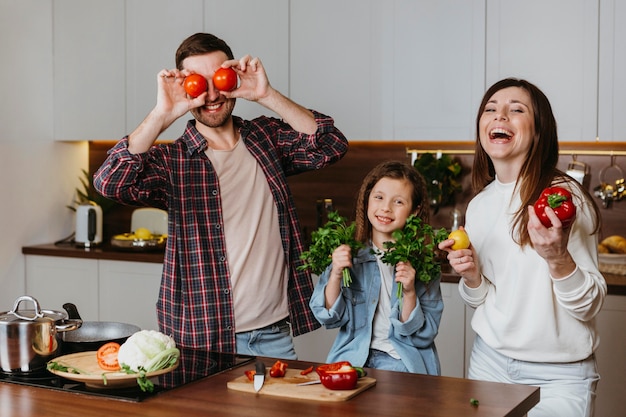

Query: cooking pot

[61,303,140,353]
[0,296,82,374]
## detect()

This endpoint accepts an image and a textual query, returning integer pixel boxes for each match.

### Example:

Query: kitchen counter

[0,358,539,417]
[22,244,626,295]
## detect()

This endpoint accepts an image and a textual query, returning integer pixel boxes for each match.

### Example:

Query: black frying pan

[61,303,141,353]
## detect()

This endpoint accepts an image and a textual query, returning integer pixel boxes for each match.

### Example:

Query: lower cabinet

[24,255,162,330]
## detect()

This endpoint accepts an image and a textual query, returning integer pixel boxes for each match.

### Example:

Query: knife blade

[253,361,266,392]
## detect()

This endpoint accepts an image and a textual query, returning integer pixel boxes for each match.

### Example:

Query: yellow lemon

[448,229,470,250]
[134,227,152,240]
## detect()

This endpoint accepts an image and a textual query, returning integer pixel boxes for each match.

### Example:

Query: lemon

[448,229,470,250]
[134,227,152,240]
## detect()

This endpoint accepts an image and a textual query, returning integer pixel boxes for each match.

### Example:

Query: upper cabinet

[485,0,599,142]
[53,0,126,140]
[51,0,625,142]
[598,0,626,142]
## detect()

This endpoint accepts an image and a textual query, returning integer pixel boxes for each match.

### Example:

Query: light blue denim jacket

[309,247,443,375]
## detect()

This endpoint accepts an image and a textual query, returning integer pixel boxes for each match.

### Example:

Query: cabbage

[117,330,179,372]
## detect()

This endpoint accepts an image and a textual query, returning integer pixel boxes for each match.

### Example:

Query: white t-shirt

[371,245,400,359]
[206,140,289,332]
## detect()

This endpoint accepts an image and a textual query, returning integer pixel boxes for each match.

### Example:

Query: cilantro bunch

[299,211,363,287]
[377,214,448,299]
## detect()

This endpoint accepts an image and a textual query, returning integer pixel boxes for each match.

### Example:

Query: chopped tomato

[269,360,288,377]
[244,370,256,381]
[300,366,314,375]
[96,342,121,371]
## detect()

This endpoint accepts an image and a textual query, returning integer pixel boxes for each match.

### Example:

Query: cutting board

[227,367,376,402]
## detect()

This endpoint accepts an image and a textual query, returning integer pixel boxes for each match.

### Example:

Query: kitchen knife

[253,361,266,392]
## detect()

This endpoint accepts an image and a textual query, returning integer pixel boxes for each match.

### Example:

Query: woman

[439,78,605,417]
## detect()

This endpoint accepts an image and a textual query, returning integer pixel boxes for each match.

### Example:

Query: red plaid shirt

[94,111,348,352]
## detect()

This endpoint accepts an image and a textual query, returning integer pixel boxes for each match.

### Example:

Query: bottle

[450,209,462,232]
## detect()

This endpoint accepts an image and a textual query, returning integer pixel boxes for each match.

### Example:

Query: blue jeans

[365,349,409,373]
[469,336,599,417]
[235,318,297,360]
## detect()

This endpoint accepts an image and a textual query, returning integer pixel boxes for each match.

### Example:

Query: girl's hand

[395,261,416,296]
[330,244,352,282]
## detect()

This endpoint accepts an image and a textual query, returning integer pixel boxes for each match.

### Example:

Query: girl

[439,78,605,417]
[310,160,443,374]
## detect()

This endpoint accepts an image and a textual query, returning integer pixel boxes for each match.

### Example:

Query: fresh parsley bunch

[377,214,448,299]
[299,211,363,287]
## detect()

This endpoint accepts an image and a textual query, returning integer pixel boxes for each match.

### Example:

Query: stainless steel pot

[61,303,140,353]
[0,296,82,374]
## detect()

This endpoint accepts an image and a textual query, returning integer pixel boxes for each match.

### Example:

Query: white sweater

[460,178,606,362]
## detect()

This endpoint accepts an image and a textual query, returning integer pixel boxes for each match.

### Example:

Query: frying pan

[61,303,141,353]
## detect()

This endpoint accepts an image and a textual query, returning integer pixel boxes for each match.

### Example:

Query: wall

[0,1,88,309]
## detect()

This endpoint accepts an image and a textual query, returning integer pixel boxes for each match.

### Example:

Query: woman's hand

[438,234,480,287]
[526,205,576,278]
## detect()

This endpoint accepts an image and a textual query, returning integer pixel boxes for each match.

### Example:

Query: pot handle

[56,318,83,333]
[9,295,44,321]
[62,303,83,320]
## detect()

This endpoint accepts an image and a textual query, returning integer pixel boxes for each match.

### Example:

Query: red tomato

[212,67,237,91]
[183,74,208,98]
[96,342,121,371]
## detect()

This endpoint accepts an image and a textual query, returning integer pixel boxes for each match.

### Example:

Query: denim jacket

[309,247,443,375]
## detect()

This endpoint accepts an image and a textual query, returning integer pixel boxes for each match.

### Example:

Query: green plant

[68,169,116,213]
[413,153,463,213]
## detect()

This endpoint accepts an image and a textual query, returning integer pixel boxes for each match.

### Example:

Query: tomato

[212,67,237,91]
[96,342,121,371]
[533,186,576,228]
[183,74,208,98]
[269,360,288,377]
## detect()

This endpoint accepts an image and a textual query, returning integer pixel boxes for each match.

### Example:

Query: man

[94,33,348,358]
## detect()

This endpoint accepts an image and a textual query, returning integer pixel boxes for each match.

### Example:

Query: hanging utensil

[565,155,588,185]
[594,156,625,208]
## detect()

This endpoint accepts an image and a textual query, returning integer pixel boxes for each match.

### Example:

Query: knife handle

[255,361,266,375]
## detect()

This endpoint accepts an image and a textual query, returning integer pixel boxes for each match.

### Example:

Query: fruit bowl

[111,233,167,252]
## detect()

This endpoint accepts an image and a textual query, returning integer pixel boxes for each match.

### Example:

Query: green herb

[120,347,180,392]
[298,211,363,287]
[121,364,153,392]
[377,214,448,299]
[470,398,479,406]
[47,361,88,375]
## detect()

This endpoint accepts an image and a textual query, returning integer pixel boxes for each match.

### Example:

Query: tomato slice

[96,342,121,371]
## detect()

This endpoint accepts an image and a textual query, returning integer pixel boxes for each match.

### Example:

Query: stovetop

[0,349,254,402]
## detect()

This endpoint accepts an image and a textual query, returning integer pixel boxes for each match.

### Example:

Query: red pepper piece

[269,360,288,377]
[300,366,314,375]
[533,186,576,228]
[315,361,358,390]
[244,370,256,381]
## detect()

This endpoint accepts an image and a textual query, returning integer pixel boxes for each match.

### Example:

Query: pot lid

[0,295,67,323]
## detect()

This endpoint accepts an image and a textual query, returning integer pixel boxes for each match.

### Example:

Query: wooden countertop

[0,358,539,417]
[22,244,626,295]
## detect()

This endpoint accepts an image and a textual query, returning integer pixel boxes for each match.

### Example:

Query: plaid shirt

[94,111,348,352]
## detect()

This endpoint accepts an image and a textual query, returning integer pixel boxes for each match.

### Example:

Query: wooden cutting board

[227,367,376,402]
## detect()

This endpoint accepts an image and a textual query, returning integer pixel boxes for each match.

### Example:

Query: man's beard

[190,99,236,128]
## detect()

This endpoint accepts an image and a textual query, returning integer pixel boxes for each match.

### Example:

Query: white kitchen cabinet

[53,0,126,140]
[125,0,204,141]
[598,0,626,142]
[24,255,162,330]
[98,260,162,330]
[485,0,599,142]
[594,294,626,417]
[24,255,99,320]
[436,282,467,377]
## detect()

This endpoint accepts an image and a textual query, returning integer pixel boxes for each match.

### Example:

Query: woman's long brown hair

[472,78,600,246]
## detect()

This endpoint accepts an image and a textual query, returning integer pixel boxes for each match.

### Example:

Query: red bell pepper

[269,360,288,377]
[244,370,256,381]
[533,186,576,228]
[315,361,358,390]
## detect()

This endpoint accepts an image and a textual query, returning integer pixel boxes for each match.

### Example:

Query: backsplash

[88,141,626,243]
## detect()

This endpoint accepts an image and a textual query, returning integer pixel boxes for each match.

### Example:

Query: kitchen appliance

[0,296,81,374]
[75,202,103,248]
[0,349,253,402]
[60,303,140,353]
